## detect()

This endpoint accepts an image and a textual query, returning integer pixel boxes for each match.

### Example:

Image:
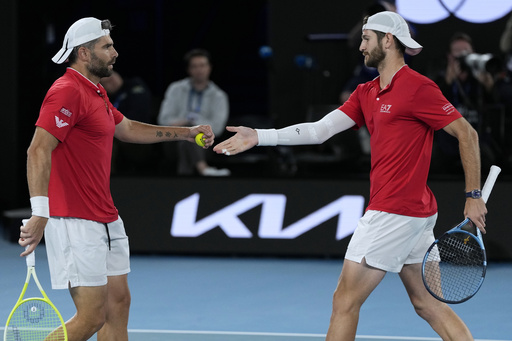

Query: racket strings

[424,232,485,303]
[5,300,65,341]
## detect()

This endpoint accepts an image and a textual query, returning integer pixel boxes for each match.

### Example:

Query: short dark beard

[88,52,113,78]
[365,40,385,68]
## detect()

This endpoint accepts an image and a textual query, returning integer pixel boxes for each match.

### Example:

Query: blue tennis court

[1,235,511,341]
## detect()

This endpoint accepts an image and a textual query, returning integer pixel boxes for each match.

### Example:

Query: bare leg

[399,263,473,341]
[97,274,131,341]
[326,259,386,341]
[43,324,66,340]
[66,285,108,341]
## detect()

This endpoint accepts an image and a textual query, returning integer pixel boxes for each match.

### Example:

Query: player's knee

[110,286,131,309]
[116,292,131,311]
[410,295,436,321]
[107,276,131,310]
[331,287,360,316]
[92,316,107,333]
[72,299,108,334]
[76,311,107,337]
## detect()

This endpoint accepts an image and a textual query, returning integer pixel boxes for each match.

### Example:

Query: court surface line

[0,326,510,341]
[125,329,512,341]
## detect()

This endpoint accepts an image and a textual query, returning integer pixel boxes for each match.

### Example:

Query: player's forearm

[26,146,51,198]
[116,119,191,144]
[256,110,355,146]
[458,126,482,191]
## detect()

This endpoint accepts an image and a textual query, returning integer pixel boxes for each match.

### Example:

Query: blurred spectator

[435,33,485,125]
[500,12,512,74]
[499,14,512,109]
[101,70,154,123]
[499,13,512,167]
[101,71,155,173]
[433,32,507,170]
[158,49,230,176]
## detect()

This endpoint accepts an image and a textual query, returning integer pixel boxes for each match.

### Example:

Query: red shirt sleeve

[413,81,462,130]
[106,96,125,125]
[338,84,366,129]
[36,83,82,142]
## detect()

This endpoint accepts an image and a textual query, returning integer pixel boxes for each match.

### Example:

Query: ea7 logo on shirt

[442,103,455,115]
[55,116,69,128]
[59,107,73,117]
[380,104,392,114]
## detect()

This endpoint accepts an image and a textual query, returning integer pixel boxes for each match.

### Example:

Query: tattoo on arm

[157,130,179,139]
[296,128,300,135]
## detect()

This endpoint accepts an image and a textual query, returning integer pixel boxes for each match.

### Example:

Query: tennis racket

[3,220,67,341]
[422,165,501,304]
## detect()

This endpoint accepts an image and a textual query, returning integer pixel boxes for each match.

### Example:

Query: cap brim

[52,47,72,64]
[397,36,423,56]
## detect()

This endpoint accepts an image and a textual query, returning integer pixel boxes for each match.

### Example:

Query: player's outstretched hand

[213,126,258,156]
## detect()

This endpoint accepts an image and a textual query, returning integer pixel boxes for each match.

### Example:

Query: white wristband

[30,196,50,219]
[256,129,278,146]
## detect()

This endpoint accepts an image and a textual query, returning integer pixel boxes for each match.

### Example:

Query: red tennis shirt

[36,68,124,223]
[339,65,462,217]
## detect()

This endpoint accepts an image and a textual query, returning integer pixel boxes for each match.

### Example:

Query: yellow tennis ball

[195,133,206,147]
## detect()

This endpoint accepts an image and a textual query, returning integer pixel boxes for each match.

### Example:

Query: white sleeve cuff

[256,129,278,146]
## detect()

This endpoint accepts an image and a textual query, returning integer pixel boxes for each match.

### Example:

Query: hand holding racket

[4,220,67,341]
[422,165,501,304]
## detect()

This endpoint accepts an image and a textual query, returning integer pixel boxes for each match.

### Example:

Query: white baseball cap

[362,11,422,56]
[52,17,110,64]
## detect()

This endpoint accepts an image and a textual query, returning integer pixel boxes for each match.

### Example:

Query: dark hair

[448,32,473,50]
[362,15,406,55]
[183,49,212,67]
[68,19,113,64]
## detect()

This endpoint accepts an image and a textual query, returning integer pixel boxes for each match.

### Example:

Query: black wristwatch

[465,189,482,199]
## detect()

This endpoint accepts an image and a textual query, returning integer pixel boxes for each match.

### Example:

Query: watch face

[466,190,482,198]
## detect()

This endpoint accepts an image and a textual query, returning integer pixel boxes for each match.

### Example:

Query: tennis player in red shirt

[19,18,214,341]
[214,11,486,341]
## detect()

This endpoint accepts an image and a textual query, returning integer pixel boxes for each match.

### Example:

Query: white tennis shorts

[345,210,437,273]
[44,216,131,289]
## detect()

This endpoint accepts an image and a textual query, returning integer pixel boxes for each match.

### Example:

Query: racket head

[4,297,67,341]
[422,221,487,304]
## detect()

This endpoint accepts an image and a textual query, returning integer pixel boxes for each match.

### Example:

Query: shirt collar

[66,67,107,96]
[373,64,408,92]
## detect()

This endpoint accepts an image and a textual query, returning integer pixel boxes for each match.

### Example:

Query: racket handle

[22,219,36,267]
[481,165,501,203]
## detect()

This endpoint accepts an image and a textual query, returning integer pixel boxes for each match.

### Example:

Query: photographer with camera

[433,32,499,172]
[500,13,512,77]
[498,13,512,169]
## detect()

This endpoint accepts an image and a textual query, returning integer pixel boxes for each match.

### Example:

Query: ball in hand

[195,133,206,147]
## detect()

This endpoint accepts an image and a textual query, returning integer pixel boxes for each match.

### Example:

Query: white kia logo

[397,0,512,24]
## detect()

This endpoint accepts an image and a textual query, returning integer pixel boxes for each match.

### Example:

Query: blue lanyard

[188,89,203,113]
